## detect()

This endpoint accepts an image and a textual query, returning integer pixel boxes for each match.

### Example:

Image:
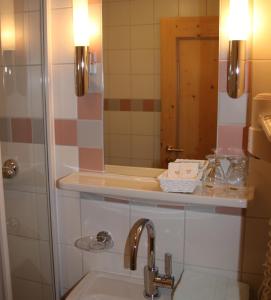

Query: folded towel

[168,162,199,179]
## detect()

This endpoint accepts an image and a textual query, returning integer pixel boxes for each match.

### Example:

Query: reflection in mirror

[103,0,219,169]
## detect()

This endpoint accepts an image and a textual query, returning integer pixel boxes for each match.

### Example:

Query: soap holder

[75,231,114,252]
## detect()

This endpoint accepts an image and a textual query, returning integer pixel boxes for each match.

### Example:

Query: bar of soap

[168,162,199,179]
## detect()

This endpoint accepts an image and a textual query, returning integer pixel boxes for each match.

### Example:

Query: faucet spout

[129,218,155,271]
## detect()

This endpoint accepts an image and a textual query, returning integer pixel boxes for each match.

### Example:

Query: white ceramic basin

[66,272,172,300]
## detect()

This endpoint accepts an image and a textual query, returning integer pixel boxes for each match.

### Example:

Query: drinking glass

[226,156,248,189]
[202,155,226,189]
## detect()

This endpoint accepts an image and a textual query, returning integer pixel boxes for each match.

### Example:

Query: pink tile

[79,148,104,171]
[218,60,227,92]
[55,119,77,146]
[120,99,131,111]
[78,93,102,120]
[143,100,154,112]
[11,118,32,143]
[217,125,245,155]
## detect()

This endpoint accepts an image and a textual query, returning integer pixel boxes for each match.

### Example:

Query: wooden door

[160,17,219,167]
[177,38,218,159]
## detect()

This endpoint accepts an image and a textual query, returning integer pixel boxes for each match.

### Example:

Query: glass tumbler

[202,155,226,189]
[226,156,248,189]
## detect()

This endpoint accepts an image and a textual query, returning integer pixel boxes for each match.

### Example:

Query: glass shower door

[0,0,55,299]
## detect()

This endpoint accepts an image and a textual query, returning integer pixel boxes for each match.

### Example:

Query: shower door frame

[0,149,13,300]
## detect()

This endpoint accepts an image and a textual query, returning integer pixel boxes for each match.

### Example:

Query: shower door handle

[2,159,18,179]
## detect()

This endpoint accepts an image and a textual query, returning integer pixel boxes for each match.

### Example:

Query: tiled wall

[57,191,244,296]
[216,0,251,155]
[239,0,271,297]
[0,1,53,299]
[103,0,219,167]
[51,0,104,175]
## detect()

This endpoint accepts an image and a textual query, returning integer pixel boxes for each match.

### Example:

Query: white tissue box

[158,160,207,193]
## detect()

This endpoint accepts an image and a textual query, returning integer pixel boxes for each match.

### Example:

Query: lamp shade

[73,0,89,46]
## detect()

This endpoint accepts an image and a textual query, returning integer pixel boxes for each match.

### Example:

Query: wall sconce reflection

[0,0,15,51]
[227,0,249,99]
[73,0,89,97]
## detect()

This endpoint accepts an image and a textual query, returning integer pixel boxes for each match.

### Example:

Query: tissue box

[158,160,207,193]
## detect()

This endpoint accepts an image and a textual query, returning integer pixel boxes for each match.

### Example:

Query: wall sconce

[227,0,249,99]
[73,0,89,97]
[0,0,16,51]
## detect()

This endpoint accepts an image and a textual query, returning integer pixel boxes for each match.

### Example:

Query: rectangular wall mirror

[103,0,219,169]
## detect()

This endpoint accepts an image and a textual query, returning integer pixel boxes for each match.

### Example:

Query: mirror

[103,0,219,169]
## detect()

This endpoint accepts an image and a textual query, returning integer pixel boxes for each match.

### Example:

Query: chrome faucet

[128,218,174,299]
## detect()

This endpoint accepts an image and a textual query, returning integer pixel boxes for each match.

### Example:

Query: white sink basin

[66,272,172,300]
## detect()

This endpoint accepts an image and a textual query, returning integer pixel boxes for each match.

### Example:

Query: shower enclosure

[0,0,55,299]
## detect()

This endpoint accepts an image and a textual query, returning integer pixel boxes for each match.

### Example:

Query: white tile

[103,1,130,26]
[27,11,42,64]
[107,26,130,50]
[80,198,130,254]
[130,204,185,262]
[109,134,130,158]
[107,50,130,74]
[109,111,131,135]
[184,210,242,272]
[131,75,154,99]
[131,0,154,25]
[59,244,83,290]
[131,49,155,74]
[218,92,248,125]
[5,190,39,239]
[39,241,53,284]
[12,278,43,300]
[83,251,130,276]
[55,145,79,178]
[8,235,41,282]
[131,112,154,135]
[57,193,81,245]
[52,64,77,119]
[154,0,179,23]
[36,194,50,241]
[77,120,103,148]
[131,25,154,49]
[51,8,73,64]
[108,74,131,99]
[131,135,154,159]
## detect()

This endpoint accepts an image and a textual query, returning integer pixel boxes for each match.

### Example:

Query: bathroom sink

[66,272,172,300]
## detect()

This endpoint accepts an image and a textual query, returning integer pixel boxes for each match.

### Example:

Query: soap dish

[75,231,114,252]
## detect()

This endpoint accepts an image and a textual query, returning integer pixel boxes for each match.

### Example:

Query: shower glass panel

[0,0,54,299]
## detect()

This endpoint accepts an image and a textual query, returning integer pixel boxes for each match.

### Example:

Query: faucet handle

[164,253,172,277]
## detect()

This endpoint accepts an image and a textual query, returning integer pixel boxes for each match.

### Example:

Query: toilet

[174,270,249,300]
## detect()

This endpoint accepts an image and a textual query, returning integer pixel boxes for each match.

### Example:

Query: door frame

[160,16,219,167]
[0,147,13,300]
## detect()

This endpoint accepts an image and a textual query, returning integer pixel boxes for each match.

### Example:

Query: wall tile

[131,75,154,99]
[180,0,207,16]
[131,112,154,135]
[8,235,42,282]
[251,60,271,98]
[184,210,242,271]
[131,135,154,159]
[55,145,79,177]
[59,244,83,290]
[131,49,154,74]
[218,92,248,125]
[52,64,77,119]
[81,198,130,254]
[77,120,103,148]
[103,1,130,26]
[55,119,77,146]
[108,75,131,99]
[83,251,130,276]
[12,278,43,300]
[154,0,179,22]
[78,93,102,120]
[131,0,154,25]
[107,26,130,50]
[51,0,72,9]
[217,125,245,153]
[108,134,130,159]
[131,25,154,49]
[57,193,81,245]
[107,50,130,74]
[12,118,32,143]
[51,8,73,64]
[130,204,185,262]
[108,111,131,135]
[79,147,104,171]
